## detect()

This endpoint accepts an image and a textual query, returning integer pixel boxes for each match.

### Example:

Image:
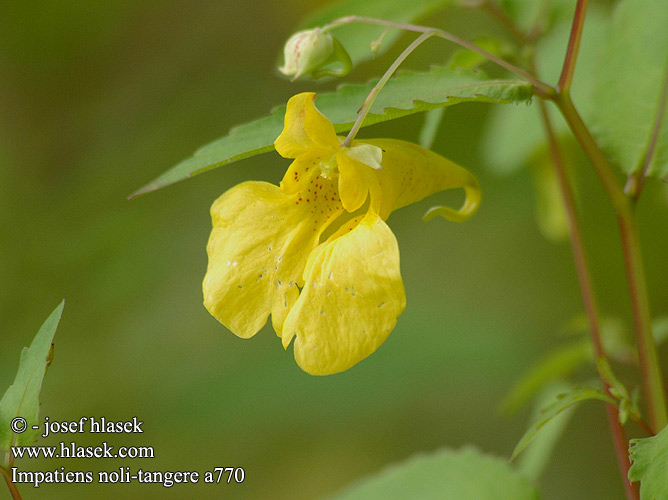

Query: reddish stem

[557,0,589,93]
[0,467,22,500]
[536,93,639,500]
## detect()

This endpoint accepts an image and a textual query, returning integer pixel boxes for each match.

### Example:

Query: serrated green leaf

[328,446,540,500]
[629,423,668,500]
[516,382,576,481]
[590,0,668,179]
[0,301,64,452]
[297,0,453,67]
[511,387,614,460]
[499,339,591,416]
[132,68,532,197]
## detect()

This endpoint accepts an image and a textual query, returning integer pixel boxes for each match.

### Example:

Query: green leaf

[492,0,575,34]
[516,382,576,482]
[511,387,614,461]
[328,446,540,500]
[132,68,532,197]
[499,339,591,416]
[590,0,668,179]
[629,423,668,500]
[595,358,640,426]
[297,0,453,67]
[482,6,609,174]
[0,301,64,452]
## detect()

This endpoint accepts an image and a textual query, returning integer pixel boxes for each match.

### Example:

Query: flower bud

[279,28,352,81]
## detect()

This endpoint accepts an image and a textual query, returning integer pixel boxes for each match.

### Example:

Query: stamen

[318,154,339,179]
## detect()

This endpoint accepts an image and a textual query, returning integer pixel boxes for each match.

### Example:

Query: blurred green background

[1,1,667,499]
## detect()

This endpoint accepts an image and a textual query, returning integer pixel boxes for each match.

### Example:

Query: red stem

[536,94,639,500]
[557,0,589,93]
[1,467,22,500]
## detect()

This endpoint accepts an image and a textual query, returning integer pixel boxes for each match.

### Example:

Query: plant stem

[343,31,436,146]
[547,0,668,432]
[604,404,640,500]
[487,3,646,492]
[325,16,555,98]
[631,60,668,202]
[536,94,639,499]
[0,467,22,500]
[552,91,668,433]
[618,209,668,432]
[337,14,556,146]
[557,0,588,93]
[478,0,527,43]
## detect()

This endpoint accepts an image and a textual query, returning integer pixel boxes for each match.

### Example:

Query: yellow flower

[203,92,481,375]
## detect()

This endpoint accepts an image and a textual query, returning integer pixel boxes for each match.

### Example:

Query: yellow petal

[335,143,385,212]
[280,149,330,195]
[336,151,374,213]
[335,139,480,222]
[282,213,406,375]
[203,180,342,338]
[274,92,338,159]
[345,143,383,170]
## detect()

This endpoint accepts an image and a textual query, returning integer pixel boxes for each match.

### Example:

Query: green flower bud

[279,28,352,81]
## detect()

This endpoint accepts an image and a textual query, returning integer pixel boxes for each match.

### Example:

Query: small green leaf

[511,387,614,461]
[297,0,453,66]
[0,301,64,452]
[328,446,540,500]
[499,339,591,416]
[590,0,668,179]
[132,68,532,197]
[595,358,640,425]
[516,382,576,482]
[629,423,668,500]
